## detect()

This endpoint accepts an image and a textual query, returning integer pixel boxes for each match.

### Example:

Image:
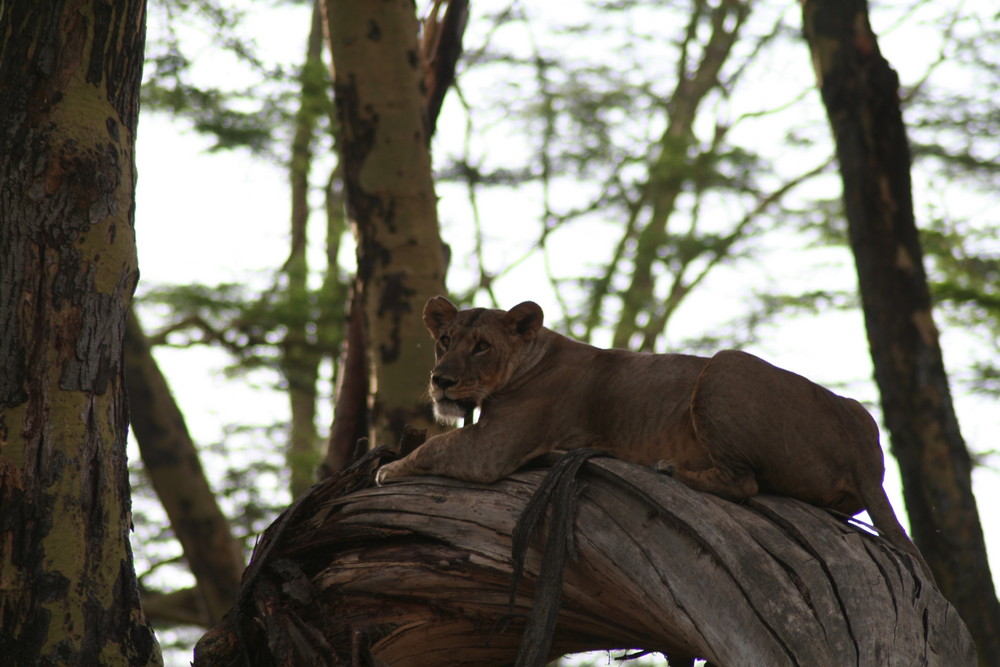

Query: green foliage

[435,0,999,365]
[142,76,287,153]
[805,5,1000,401]
[143,0,330,157]
[921,217,1000,396]
[134,9,345,650]
[438,0,830,350]
[140,276,345,378]
[130,424,287,582]
[891,5,1000,400]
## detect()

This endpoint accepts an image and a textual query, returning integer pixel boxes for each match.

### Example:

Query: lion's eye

[438,336,450,350]
[473,341,491,355]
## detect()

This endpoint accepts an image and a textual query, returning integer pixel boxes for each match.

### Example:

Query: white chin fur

[433,400,470,423]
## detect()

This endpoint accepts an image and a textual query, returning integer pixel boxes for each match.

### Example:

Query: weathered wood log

[194,450,974,666]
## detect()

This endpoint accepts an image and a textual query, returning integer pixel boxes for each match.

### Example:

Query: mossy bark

[0,0,160,663]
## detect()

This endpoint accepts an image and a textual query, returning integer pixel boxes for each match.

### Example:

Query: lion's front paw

[653,459,677,476]
[375,461,402,486]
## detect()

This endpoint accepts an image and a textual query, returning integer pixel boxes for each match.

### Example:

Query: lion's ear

[423,296,458,337]
[504,301,543,340]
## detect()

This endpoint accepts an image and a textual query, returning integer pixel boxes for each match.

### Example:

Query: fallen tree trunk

[194,450,974,666]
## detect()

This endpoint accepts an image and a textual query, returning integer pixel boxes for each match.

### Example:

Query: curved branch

[322,283,369,477]
[194,453,971,666]
[125,310,244,625]
[421,0,469,134]
[142,588,211,628]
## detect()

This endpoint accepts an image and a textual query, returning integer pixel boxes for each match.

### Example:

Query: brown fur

[376,297,933,581]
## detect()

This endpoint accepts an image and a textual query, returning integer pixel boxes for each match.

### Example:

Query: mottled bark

[193,454,971,666]
[124,311,244,625]
[800,2,1000,664]
[322,0,449,450]
[321,0,465,473]
[0,1,160,663]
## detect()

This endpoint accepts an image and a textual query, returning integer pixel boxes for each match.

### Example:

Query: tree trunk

[283,0,327,497]
[321,0,466,477]
[799,2,1000,664]
[124,310,244,625]
[193,453,972,666]
[322,0,449,450]
[0,1,161,663]
[323,282,371,477]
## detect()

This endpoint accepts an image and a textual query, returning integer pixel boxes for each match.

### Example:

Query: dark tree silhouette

[801,2,1000,663]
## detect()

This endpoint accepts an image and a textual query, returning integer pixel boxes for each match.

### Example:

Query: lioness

[376,297,933,580]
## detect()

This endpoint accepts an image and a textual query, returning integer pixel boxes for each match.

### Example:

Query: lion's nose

[432,374,457,390]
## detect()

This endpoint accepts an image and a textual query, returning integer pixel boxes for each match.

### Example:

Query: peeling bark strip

[800,2,1000,663]
[323,0,449,449]
[505,449,605,667]
[194,453,970,666]
[0,1,160,664]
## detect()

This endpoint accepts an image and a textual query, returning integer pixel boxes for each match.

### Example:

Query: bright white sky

[131,1,999,661]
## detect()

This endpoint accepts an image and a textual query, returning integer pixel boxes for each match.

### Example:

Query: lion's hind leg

[655,459,759,503]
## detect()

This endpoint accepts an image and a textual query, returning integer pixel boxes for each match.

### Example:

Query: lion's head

[422,297,544,423]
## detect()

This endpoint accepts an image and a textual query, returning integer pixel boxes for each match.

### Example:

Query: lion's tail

[860,477,935,584]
